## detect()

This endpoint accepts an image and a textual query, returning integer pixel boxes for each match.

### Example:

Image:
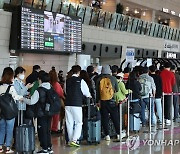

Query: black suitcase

[15,110,35,152]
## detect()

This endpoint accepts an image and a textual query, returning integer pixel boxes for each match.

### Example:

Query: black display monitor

[10,6,82,54]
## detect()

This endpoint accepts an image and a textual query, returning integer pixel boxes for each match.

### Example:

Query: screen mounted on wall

[20,6,82,53]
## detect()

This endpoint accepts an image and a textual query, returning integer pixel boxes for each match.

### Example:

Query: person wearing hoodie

[96,65,120,141]
[139,67,156,127]
[28,72,54,154]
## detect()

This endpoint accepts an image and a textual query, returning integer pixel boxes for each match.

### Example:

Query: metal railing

[1,1,180,42]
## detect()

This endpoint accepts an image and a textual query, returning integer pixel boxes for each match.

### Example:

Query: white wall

[82,24,167,65]
[0,10,11,76]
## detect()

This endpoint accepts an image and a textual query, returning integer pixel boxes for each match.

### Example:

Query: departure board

[21,7,82,52]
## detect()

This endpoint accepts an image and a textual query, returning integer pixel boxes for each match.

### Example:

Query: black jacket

[150,74,162,98]
[26,71,39,84]
[126,79,141,100]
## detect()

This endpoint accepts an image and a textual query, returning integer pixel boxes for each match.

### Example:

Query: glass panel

[161,26,167,38]
[77,5,86,22]
[115,14,123,30]
[60,2,69,15]
[175,30,180,41]
[165,27,170,39]
[69,3,78,16]
[126,17,133,32]
[168,28,173,40]
[136,20,143,34]
[52,0,63,12]
[83,6,92,25]
[149,23,156,36]
[104,12,111,29]
[45,0,53,11]
[157,24,162,38]
[97,11,106,27]
[120,15,129,31]
[172,29,177,41]
[153,24,159,37]
[90,9,99,26]
[131,18,139,33]
[109,13,118,30]
[141,21,148,35]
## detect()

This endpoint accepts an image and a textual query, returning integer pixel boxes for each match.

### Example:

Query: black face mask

[116,76,122,79]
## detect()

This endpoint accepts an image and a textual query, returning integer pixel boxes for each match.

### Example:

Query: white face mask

[19,74,25,80]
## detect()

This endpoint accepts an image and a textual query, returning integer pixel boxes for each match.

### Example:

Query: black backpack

[39,87,61,117]
[0,85,18,120]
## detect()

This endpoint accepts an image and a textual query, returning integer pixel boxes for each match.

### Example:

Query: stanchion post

[127,93,131,137]
[119,103,122,142]
[162,92,165,129]
[171,92,173,124]
[149,94,151,133]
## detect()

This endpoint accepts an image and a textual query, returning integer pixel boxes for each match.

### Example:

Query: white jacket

[0,84,23,101]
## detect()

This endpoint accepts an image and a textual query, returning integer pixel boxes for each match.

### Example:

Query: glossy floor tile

[36,122,180,154]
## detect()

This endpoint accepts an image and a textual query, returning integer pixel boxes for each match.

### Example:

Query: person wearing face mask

[14,67,33,110]
[114,73,132,104]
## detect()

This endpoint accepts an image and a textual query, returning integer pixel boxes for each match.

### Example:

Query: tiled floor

[40,122,180,154]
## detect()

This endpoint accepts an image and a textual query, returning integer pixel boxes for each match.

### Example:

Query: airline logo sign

[126,48,135,62]
[164,40,179,52]
[166,52,177,59]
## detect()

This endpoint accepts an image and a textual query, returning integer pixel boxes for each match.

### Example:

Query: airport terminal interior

[0,0,180,153]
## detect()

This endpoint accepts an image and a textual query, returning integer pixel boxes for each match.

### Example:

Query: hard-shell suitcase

[86,98,101,144]
[129,113,141,132]
[15,110,35,152]
[87,120,101,143]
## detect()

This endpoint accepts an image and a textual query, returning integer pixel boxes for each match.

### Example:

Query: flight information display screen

[21,7,82,52]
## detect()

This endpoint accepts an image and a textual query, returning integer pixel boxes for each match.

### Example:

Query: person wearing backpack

[49,69,65,135]
[28,72,56,154]
[96,65,119,141]
[138,67,156,127]
[0,67,24,154]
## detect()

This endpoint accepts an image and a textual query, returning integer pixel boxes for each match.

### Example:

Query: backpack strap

[5,85,11,94]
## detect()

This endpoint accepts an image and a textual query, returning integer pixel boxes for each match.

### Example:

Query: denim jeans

[0,118,15,147]
[140,98,156,125]
[154,98,162,123]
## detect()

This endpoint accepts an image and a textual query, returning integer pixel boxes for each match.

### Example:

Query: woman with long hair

[49,70,65,134]
[0,67,24,153]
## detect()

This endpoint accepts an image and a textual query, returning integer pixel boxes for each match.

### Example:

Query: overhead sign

[164,40,179,52]
[126,48,135,62]
[166,52,177,59]
[147,58,152,67]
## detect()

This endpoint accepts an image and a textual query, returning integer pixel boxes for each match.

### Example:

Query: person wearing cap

[96,65,120,141]
[114,73,132,104]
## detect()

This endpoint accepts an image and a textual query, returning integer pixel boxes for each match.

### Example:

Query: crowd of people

[0,62,180,154]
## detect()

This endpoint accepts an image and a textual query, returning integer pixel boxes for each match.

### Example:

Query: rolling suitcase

[129,113,141,132]
[86,98,101,144]
[15,110,35,153]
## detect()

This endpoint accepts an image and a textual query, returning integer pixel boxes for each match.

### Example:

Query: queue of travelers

[0,62,180,154]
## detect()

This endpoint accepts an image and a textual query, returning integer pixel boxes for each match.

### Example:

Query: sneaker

[0,148,3,153]
[117,132,126,140]
[105,135,110,141]
[36,149,49,154]
[166,120,171,125]
[5,149,14,154]
[70,141,80,147]
[48,147,54,154]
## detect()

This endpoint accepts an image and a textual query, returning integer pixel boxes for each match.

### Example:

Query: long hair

[1,67,14,84]
[80,70,91,86]
[49,70,58,84]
